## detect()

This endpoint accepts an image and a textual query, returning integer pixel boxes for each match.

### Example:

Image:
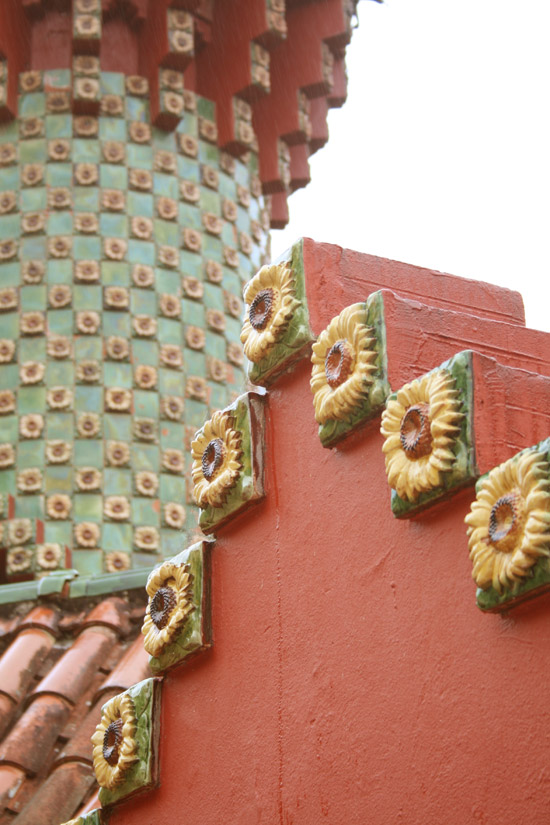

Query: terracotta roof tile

[0,766,25,808]
[80,597,132,636]
[94,634,151,702]
[0,629,56,705]
[0,695,70,776]
[12,762,95,825]
[0,696,16,742]
[57,611,87,636]
[18,607,60,637]
[0,617,19,639]
[56,675,116,762]
[0,592,148,823]
[31,627,117,706]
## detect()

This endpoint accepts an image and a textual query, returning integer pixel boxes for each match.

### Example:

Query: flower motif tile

[143,539,212,674]
[91,677,161,807]
[191,391,266,533]
[380,351,476,517]
[310,292,390,447]
[241,241,313,387]
[466,438,550,612]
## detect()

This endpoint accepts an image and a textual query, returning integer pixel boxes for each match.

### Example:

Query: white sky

[272,0,550,333]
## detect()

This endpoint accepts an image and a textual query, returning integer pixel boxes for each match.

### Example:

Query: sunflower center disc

[249,288,274,330]
[488,490,524,553]
[150,586,178,630]
[400,404,432,459]
[325,340,353,389]
[103,717,124,766]
[202,438,225,480]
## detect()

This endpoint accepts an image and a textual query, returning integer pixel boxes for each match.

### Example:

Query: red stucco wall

[111,245,550,825]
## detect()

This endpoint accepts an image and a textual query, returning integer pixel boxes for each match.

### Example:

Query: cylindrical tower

[0,0,363,582]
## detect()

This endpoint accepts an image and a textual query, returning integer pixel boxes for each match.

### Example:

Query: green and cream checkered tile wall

[0,67,269,582]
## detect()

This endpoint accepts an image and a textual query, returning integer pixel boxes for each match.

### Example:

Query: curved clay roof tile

[0,695,70,776]
[79,597,132,637]
[18,606,60,637]
[93,635,151,704]
[31,627,116,706]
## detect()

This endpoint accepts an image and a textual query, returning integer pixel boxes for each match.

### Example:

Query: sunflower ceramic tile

[143,538,212,674]
[311,291,390,447]
[92,677,161,808]
[380,350,476,517]
[466,438,550,612]
[241,240,313,387]
[191,391,265,533]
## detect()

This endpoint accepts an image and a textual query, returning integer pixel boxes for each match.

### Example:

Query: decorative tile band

[0,67,269,581]
[466,438,550,612]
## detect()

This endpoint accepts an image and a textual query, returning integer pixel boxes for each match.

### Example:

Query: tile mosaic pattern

[0,68,269,581]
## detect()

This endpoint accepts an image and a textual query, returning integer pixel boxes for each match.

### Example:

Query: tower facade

[0,0,360,582]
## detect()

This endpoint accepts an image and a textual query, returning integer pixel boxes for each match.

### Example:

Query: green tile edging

[68,566,153,597]
[0,565,153,604]
[0,568,78,605]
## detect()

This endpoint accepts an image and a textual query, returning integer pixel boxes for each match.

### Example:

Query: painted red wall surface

[111,250,550,825]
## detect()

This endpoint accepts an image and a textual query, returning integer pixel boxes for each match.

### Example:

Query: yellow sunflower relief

[142,561,194,657]
[191,410,243,508]
[240,262,300,362]
[91,692,138,790]
[380,368,463,502]
[465,449,550,593]
[310,303,377,425]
